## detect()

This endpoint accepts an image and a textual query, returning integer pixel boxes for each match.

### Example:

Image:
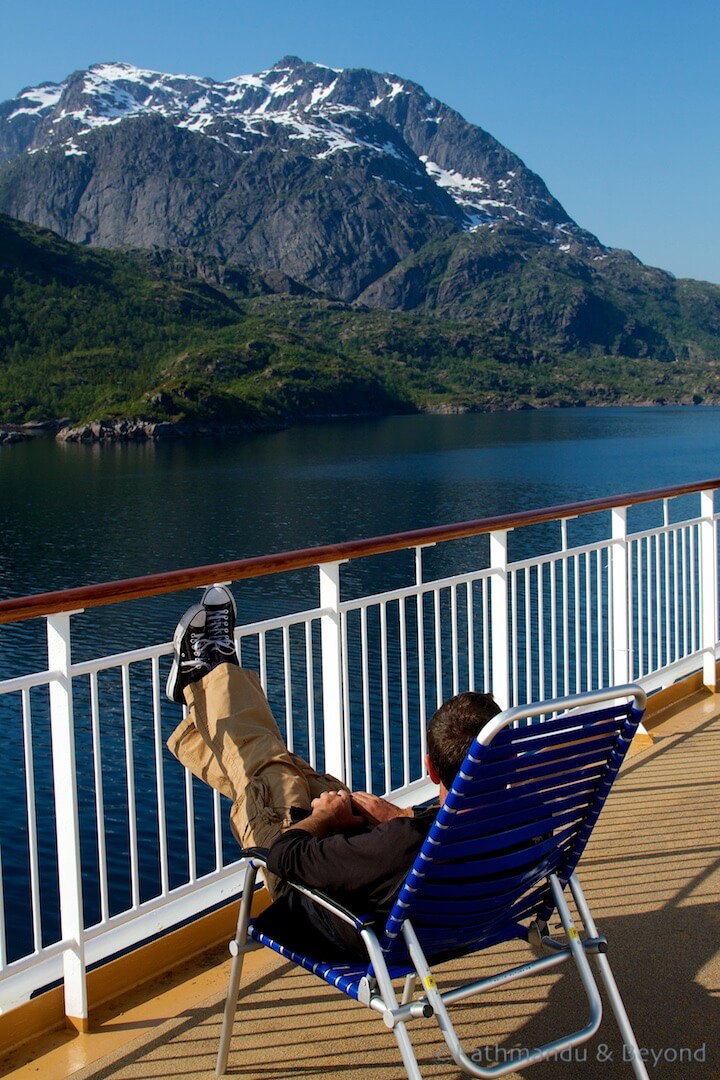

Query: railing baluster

[610,507,630,685]
[636,538,645,679]
[151,659,170,897]
[536,565,545,701]
[305,620,318,772]
[414,548,428,761]
[524,569,532,704]
[577,556,584,691]
[666,527,672,661]
[700,489,718,688]
[562,553,571,695]
[90,671,110,920]
[654,532,661,674]
[341,607,352,785]
[0,845,5,969]
[588,553,594,688]
[482,577,491,692]
[212,789,223,872]
[46,611,88,1028]
[121,664,140,909]
[360,605,371,792]
[380,601,391,794]
[282,625,293,753]
[683,526,690,656]
[647,534,653,676]
[673,526,681,663]
[466,580,475,693]
[21,687,42,952]
[433,587,442,711]
[509,569,519,705]
[399,597,410,788]
[596,548,604,687]
[489,528,509,709]
[184,760,197,884]
[258,631,268,702]
[450,584,459,696]
[557,552,561,695]
[318,562,345,781]
[689,525,698,655]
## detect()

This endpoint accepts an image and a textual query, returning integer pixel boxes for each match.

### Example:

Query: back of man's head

[427,691,501,790]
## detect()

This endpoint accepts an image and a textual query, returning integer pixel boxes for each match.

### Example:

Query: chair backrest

[380,685,646,965]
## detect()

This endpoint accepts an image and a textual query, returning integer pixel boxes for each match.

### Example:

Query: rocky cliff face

[0,57,598,302]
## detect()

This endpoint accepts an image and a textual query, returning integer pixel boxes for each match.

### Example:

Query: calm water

[2,406,719,602]
[2,405,720,669]
[1,406,719,956]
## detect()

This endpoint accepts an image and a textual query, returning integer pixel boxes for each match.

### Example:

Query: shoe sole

[166,602,205,704]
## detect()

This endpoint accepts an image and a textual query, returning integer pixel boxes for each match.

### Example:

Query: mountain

[1,58,720,431]
[0,57,598,304]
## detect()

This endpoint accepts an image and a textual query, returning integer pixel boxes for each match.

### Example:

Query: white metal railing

[0,482,718,1022]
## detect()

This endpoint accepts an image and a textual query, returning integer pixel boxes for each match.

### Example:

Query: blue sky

[2,0,719,284]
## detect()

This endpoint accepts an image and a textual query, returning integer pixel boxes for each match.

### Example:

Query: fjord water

[1,406,719,957]
[3,406,719,601]
[2,406,720,664]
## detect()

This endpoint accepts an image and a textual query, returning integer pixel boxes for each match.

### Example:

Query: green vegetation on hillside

[2,214,720,428]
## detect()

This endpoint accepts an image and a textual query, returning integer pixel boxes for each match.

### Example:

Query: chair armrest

[280,878,375,932]
[239,846,270,862]
[239,847,373,932]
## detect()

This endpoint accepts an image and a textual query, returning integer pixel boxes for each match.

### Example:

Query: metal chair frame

[216,685,650,1079]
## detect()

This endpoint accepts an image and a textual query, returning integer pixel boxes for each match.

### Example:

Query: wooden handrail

[1,477,718,625]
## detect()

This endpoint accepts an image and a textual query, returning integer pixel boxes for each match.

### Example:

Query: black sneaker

[166,603,214,704]
[201,584,239,667]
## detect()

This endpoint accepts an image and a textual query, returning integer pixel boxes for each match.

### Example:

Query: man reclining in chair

[166,585,500,960]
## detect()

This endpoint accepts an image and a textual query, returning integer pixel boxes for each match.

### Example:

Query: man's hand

[350,791,413,827]
[287,789,365,839]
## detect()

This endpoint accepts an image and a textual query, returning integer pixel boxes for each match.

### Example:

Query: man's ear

[425,754,442,786]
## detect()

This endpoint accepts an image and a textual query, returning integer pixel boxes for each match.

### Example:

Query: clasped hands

[293,788,412,838]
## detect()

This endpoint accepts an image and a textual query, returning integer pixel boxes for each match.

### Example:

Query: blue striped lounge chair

[216,684,650,1079]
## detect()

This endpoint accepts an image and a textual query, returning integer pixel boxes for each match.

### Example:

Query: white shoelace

[205,606,235,656]
[182,625,211,671]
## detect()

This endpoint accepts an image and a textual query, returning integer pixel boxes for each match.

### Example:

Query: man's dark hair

[427,691,501,789]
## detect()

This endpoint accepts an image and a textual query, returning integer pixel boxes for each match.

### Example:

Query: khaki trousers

[166,664,345,895]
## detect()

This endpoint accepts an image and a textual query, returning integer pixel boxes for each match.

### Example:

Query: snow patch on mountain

[310,79,338,106]
[9,83,63,117]
[421,157,521,227]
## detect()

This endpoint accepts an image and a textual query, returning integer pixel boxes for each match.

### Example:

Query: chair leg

[361,929,425,1080]
[568,875,650,1080]
[593,952,650,1080]
[401,973,418,1005]
[215,942,247,1076]
[215,864,260,1077]
[392,1022,426,1080]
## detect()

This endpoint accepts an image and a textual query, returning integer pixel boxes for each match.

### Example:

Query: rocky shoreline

[0,428,32,444]
[55,418,280,442]
[57,419,190,442]
[1,397,713,447]
[0,417,269,444]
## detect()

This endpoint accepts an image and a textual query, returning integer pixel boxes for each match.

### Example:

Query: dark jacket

[257,809,436,959]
